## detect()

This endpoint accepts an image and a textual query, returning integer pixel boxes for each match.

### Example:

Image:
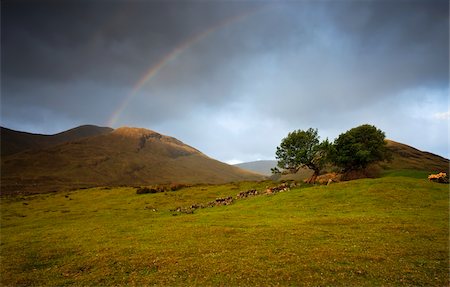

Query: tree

[275,128,330,183]
[332,124,388,171]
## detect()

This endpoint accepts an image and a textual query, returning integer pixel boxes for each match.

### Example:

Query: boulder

[316,173,341,185]
[236,189,259,199]
[428,172,449,184]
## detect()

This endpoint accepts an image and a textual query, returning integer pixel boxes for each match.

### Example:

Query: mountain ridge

[1,126,264,195]
[0,125,114,156]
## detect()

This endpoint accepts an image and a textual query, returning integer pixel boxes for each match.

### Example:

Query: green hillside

[1,175,447,286]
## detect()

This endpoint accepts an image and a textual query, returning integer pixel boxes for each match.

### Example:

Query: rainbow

[107,5,267,127]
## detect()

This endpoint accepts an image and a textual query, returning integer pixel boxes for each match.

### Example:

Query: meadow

[1,173,448,286]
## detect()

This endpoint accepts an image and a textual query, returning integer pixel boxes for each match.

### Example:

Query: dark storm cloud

[1,0,448,160]
[2,1,260,84]
[1,0,264,127]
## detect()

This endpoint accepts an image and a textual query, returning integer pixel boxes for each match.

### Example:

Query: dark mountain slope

[1,127,264,194]
[0,125,113,156]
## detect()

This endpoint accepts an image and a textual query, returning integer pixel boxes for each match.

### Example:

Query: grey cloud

[1,0,448,160]
[2,1,262,84]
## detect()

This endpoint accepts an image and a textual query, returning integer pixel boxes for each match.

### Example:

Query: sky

[2,0,449,163]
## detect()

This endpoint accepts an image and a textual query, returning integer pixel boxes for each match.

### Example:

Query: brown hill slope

[0,125,113,156]
[384,140,448,172]
[1,127,264,194]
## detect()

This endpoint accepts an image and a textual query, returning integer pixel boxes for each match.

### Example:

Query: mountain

[1,126,264,194]
[236,140,449,181]
[234,160,277,176]
[0,125,114,156]
[384,139,448,172]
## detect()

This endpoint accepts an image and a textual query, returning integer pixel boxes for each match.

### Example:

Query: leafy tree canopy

[332,124,388,171]
[275,128,330,179]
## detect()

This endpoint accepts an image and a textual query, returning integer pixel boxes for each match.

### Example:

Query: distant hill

[234,160,277,176]
[237,140,449,181]
[0,125,113,156]
[1,126,264,194]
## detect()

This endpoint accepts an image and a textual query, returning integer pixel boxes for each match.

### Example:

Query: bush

[136,184,189,194]
[169,183,188,191]
[136,187,159,194]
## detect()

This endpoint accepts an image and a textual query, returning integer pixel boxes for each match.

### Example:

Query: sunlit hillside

[1,175,448,286]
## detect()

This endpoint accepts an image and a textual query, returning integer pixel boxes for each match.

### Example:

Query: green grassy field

[1,176,448,286]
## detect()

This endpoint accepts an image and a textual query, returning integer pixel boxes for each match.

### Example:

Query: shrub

[169,183,188,191]
[136,187,159,194]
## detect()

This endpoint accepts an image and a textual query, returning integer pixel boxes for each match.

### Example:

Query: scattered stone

[207,196,233,207]
[172,206,195,214]
[171,183,299,215]
[265,183,290,195]
[316,172,342,185]
[190,203,203,209]
[236,189,258,199]
[171,196,234,214]
[144,206,158,211]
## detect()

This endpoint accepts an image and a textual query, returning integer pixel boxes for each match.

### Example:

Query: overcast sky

[2,0,449,163]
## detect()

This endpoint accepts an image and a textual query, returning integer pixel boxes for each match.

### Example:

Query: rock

[213,196,233,206]
[236,189,259,199]
[316,172,341,185]
[428,172,449,184]
[265,183,290,195]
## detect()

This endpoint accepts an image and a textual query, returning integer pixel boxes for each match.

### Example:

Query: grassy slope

[1,176,448,286]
